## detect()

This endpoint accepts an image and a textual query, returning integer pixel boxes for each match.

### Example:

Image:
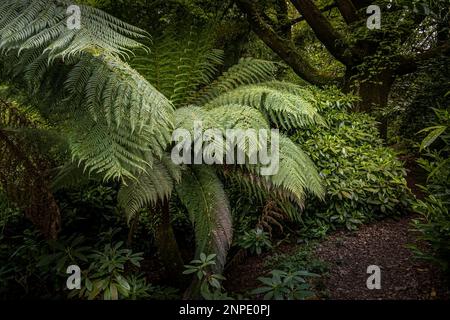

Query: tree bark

[344,68,395,140]
[154,200,186,287]
[290,0,355,65]
[335,0,360,24]
[235,0,338,85]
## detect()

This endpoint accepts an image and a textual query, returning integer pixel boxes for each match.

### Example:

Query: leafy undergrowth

[224,240,329,299]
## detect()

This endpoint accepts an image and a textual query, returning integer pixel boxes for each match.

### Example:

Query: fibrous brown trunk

[154,200,185,287]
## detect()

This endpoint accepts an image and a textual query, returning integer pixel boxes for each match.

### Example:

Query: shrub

[411,107,450,273]
[265,243,329,275]
[251,269,318,300]
[70,242,144,300]
[237,228,272,255]
[292,91,413,234]
[183,253,230,300]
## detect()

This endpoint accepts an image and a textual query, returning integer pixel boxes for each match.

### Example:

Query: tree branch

[289,0,355,65]
[235,0,339,85]
[395,41,450,76]
[283,3,338,27]
[335,0,360,24]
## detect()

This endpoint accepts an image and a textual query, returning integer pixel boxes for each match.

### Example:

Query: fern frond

[0,2,174,181]
[51,161,95,192]
[117,155,182,221]
[176,166,232,272]
[132,27,223,106]
[175,104,269,132]
[257,200,286,236]
[207,104,270,131]
[174,105,272,163]
[206,84,324,130]
[262,135,325,205]
[0,0,147,60]
[192,58,278,105]
[221,167,303,222]
[223,134,324,210]
[50,52,173,181]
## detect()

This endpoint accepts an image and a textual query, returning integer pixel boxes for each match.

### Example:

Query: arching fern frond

[62,53,174,180]
[175,166,232,272]
[132,27,224,106]
[0,1,174,182]
[117,155,182,221]
[206,84,324,130]
[174,105,271,163]
[262,135,325,206]
[207,104,270,131]
[51,161,96,192]
[226,134,325,210]
[175,104,270,133]
[0,0,147,60]
[192,58,278,106]
[220,167,301,222]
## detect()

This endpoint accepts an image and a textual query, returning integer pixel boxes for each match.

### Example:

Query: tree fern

[0,0,174,181]
[127,30,326,272]
[1,4,327,280]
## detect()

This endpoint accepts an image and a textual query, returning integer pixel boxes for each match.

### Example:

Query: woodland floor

[314,216,448,299]
[224,160,449,300]
[224,215,449,300]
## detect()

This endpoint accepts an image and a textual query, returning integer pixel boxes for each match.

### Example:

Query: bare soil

[314,216,448,300]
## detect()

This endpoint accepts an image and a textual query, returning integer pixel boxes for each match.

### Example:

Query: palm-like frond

[175,166,232,271]
[0,0,146,59]
[175,104,270,132]
[0,0,174,181]
[206,83,324,130]
[132,28,224,106]
[192,58,278,106]
[172,103,324,217]
[117,155,182,221]
[63,53,173,180]
[258,135,325,206]
[51,161,95,192]
[220,134,325,219]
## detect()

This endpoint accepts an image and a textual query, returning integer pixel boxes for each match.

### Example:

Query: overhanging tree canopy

[236,0,450,122]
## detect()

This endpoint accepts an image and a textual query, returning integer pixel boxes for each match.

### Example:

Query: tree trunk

[154,200,186,287]
[344,68,395,141]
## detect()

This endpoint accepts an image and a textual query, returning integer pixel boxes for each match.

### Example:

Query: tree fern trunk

[154,200,185,287]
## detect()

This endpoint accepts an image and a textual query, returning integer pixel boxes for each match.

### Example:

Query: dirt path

[314,216,448,300]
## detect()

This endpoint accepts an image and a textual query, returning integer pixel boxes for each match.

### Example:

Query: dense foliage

[0,0,448,301]
[411,105,450,274]
[293,89,413,235]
